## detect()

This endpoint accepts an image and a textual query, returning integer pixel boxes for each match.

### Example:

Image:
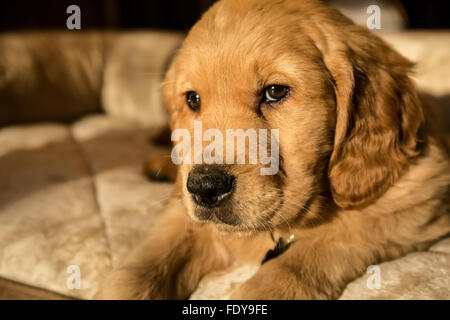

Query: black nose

[187,167,235,207]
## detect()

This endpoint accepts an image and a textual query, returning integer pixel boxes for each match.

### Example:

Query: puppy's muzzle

[187,166,235,208]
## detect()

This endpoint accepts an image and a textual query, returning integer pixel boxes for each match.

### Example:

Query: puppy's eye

[263,85,290,103]
[186,91,201,111]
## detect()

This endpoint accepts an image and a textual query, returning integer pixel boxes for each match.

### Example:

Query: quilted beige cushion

[0,31,185,127]
[0,115,172,298]
[102,31,185,128]
[340,239,450,299]
[0,122,110,298]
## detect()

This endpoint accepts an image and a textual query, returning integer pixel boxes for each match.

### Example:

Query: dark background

[0,0,449,31]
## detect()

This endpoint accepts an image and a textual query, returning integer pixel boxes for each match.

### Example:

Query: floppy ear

[317,21,424,209]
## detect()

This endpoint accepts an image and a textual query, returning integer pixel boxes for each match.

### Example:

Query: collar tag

[261,234,295,265]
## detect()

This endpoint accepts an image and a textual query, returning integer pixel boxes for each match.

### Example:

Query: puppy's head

[163,0,423,233]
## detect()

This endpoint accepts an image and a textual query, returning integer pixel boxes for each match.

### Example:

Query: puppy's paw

[93,268,167,300]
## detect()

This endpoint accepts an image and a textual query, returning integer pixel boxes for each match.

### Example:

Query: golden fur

[96,0,450,299]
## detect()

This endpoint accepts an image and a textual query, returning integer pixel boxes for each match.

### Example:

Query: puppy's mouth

[189,193,284,233]
[193,203,241,227]
[191,190,233,209]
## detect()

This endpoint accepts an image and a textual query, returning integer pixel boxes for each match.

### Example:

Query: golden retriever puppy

[95,0,450,299]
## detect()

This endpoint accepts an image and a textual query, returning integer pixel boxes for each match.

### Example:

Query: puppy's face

[162,0,422,232]
[163,0,336,233]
